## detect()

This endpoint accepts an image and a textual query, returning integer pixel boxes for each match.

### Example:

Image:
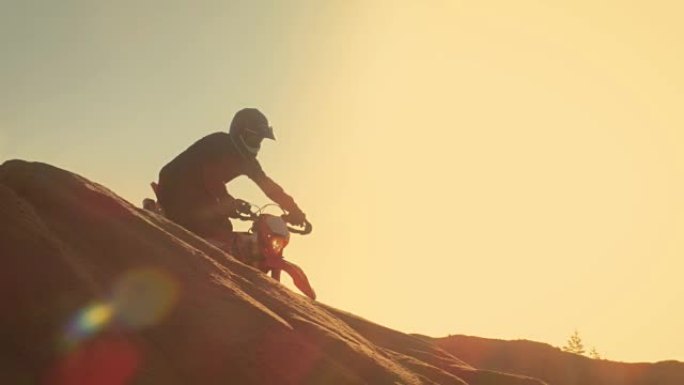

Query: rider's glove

[285,208,306,227]
[234,199,252,215]
[220,198,251,218]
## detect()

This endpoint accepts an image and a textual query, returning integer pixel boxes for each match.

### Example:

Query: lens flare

[82,303,114,328]
[61,268,179,350]
[63,303,114,348]
[47,336,141,385]
[111,268,179,329]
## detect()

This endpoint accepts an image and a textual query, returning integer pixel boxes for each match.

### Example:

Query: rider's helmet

[229,108,275,158]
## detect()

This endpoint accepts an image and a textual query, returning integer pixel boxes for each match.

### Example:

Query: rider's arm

[244,158,303,216]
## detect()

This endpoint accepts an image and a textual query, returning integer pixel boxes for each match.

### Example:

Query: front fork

[263,256,316,300]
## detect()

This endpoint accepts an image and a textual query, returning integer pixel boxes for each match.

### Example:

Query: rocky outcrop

[0,160,544,385]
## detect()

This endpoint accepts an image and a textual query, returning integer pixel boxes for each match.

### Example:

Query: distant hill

[430,334,684,385]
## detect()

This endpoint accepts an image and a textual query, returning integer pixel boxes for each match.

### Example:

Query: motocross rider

[155,108,307,243]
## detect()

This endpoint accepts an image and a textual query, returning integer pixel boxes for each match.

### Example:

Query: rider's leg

[200,216,236,252]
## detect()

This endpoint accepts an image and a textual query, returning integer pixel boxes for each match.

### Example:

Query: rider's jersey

[157,132,299,234]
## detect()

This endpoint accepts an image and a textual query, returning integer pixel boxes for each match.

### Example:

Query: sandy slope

[0,160,544,385]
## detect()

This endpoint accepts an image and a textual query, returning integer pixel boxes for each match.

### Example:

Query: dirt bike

[142,184,316,300]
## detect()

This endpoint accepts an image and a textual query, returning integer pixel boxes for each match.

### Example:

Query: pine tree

[562,330,586,355]
[589,346,602,359]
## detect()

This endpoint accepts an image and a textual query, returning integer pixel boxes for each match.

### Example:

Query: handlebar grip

[287,220,312,235]
[229,199,257,221]
[233,211,257,221]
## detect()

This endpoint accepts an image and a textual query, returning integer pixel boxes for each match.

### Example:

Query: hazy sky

[3,0,683,363]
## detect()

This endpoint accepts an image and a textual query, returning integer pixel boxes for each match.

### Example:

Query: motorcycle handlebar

[229,201,312,235]
[235,213,312,234]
